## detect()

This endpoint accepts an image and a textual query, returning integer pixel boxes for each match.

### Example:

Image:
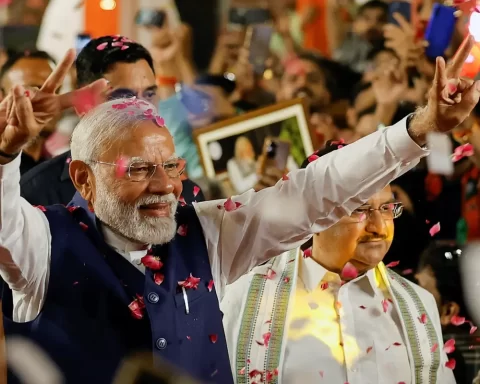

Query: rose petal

[223,197,241,212]
[209,334,218,343]
[141,255,163,270]
[319,371,324,377]
[207,279,214,292]
[385,261,400,268]
[451,315,466,326]
[283,277,290,283]
[382,299,389,313]
[115,156,129,178]
[282,174,289,180]
[192,186,201,197]
[308,154,319,163]
[470,325,478,334]
[366,346,373,353]
[443,338,456,354]
[178,274,201,289]
[249,369,263,380]
[429,222,441,237]
[418,313,428,324]
[431,343,438,352]
[445,358,456,370]
[96,42,108,51]
[359,305,367,309]
[239,367,246,374]
[263,332,271,347]
[402,269,413,275]
[393,342,402,346]
[179,196,186,206]
[303,248,312,258]
[154,116,165,127]
[79,222,88,231]
[320,282,329,290]
[177,224,188,236]
[341,262,358,279]
[121,45,130,50]
[154,273,164,285]
[112,103,127,110]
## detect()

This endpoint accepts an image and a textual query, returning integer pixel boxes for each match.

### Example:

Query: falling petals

[262,332,272,347]
[451,315,466,326]
[443,338,456,354]
[402,269,414,275]
[418,313,428,324]
[282,174,289,180]
[96,42,108,50]
[265,268,277,280]
[209,334,218,344]
[221,197,242,212]
[320,282,329,290]
[283,277,290,283]
[115,156,129,178]
[121,45,130,50]
[452,143,474,162]
[193,186,200,197]
[382,299,389,313]
[154,273,164,285]
[319,371,324,377]
[128,297,145,320]
[359,305,367,309]
[178,274,201,289]
[141,255,163,270]
[177,224,188,236]
[308,154,319,163]
[303,248,312,258]
[341,262,358,279]
[179,196,186,206]
[112,103,128,110]
[429,222,441,237]
[72,87,98,116]
[470,323,478,334]
[385,260,400,268]
[207,279,214,292]
[393,342,402,346]
[249,370,263,381]
[431,343,438,352]
[239,367,246,374]
[366,346,373,354]
[445,358,456,370]
[79,222,88,231]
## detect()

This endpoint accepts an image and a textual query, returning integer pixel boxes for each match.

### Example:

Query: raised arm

[197,36,480,294]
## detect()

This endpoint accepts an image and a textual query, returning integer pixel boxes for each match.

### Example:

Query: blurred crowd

[3,0,480,383]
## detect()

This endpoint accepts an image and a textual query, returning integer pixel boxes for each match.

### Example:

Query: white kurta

[0,117,426,323]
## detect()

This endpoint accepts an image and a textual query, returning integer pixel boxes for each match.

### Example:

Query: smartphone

[424,4,456,59]
[388,1,411,25]
[245,24,273,75]
[75,33,91,56]
[229,7,271,26]
[260,137,291,174]
[135,9,167,27]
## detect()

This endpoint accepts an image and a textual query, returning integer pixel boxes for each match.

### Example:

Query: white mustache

[136,193,177,208]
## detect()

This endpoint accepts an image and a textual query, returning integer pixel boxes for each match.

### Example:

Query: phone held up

[244,24,274,75]
[259,137,291,176]
[424,3,456,59]
[388,1,411,26]
[135,9,167,28]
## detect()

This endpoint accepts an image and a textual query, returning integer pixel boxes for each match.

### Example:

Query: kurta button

[156,338,167,349]
[147,292,159,304]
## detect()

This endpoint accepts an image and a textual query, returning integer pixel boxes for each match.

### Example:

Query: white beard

[93,178,178,245]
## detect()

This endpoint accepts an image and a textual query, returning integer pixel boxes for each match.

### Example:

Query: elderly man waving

[0,36,478,384]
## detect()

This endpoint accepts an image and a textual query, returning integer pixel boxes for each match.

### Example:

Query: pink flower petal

[341,262,358,279]
[262,332,271,347]
[239,367,246,374]
[418,313,428,324]
[154,116,165,127]
[112,103,127,110]
[193,186,200,197]
[429,222,441,237]
[179,196,186,206]
[319,370,324,377]
[470,324,478,334]
[115,156,129,178]
[402,269,413,275]
[451,315,466,326]
[431,343,438,352]
[382,299,389,313]
[111,41,123,47]
[320,282,329,290]
[393,342,402,346]
[96,42,108,51]
[141,255,163,270]
[265,268,277,280]
[359,305,367,309]
[366,346,373,353]
[443,338,456,354]
[207,279,214,292]
[308,154,319,163]
[121,45,130,50]
[282,174,289,180]
[154,273,164,285]
[249,370,263,380]
[209,334,218,343]
[177,224,188,236]
[178,274,201,289]
[223,197,241,212]
[445,358,456,370]
[283,277,290,283]
[385,260,400,268]
[303,248,312,258]
[79,222,88,231]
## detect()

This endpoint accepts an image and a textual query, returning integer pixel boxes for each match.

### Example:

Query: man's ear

[440,301,461,327]
[69,160,96,208]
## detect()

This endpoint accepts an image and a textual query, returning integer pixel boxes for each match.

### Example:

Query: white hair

[70,97,160,162]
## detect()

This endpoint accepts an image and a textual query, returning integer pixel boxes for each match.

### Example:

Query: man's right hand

[0,49,107,160]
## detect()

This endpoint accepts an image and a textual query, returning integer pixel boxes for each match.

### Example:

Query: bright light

[100,0,116,11]
[469,12,480,42]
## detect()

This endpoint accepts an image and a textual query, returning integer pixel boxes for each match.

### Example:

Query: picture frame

[193,98,313,197]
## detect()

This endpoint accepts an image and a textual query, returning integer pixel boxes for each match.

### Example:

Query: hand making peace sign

[0,49,108,159]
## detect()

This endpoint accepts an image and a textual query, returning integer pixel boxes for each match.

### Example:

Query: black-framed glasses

[350,202,403,223]
[91,158,186,181]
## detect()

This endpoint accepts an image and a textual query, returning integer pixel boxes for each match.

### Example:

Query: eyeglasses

[350,202,403,223]
[91,158,186,181]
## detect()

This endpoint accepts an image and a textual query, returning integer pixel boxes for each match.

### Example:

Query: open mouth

[139,203,170,218]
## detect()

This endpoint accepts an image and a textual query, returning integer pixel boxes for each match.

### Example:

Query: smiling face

[313,186,396,274]
[71,116,183,245]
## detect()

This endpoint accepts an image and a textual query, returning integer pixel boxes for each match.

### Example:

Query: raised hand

[0,49,107,158]
[408,35,480,144]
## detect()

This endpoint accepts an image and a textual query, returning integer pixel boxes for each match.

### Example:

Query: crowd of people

[1,0,480,383]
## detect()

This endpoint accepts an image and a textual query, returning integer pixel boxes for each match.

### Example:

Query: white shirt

[0,118,427,322]
[284,256,412,384]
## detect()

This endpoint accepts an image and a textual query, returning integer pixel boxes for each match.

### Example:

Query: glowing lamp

[100,0,116,11]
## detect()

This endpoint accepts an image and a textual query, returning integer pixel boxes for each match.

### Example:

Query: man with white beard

[0,36,480,384]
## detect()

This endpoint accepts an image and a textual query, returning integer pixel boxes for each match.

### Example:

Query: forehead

[364,185,393,205]
[104,59,155,91]
[102,120,175,162]
[2,57,52,88]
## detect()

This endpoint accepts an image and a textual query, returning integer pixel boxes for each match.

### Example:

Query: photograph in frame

[193,99,313,197]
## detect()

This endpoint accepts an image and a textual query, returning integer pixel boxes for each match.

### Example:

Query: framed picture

[193,98,313,197]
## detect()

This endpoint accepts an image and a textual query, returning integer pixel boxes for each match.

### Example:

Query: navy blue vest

[3,199,233,384]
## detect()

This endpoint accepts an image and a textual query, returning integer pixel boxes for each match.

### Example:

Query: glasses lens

[164,158,186,178]
[129,162,154,181]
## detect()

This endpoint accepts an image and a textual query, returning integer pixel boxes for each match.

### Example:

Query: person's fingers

[447,35,474,79]
[57,78,108,110]
[458,80,480,113]
[457,77,474,93]
[40,49,76,94]
[433,57,448,96]
[12,85,36,131]
[393,12,413,34]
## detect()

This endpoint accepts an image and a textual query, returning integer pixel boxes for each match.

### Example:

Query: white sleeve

[0,154,51,319]
[195,117,428,297]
